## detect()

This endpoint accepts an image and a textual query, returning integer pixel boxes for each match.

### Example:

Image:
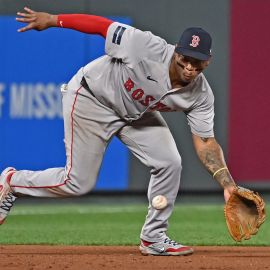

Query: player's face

[174,53,210,84]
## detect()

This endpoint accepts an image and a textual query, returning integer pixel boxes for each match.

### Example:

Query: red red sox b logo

[190,35,200,47]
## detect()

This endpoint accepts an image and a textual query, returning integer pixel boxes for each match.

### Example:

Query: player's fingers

[17,27,30,33]
[17,23,35,33]
[16,12,35,18]
[16,17,36,23]
[24,7,35,14]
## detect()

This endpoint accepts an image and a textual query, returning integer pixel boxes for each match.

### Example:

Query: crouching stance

[0,7,238,256]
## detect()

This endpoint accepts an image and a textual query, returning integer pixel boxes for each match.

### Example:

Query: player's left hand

[223,185,235,202]
[16,7,57,32]
[224,186,266,241]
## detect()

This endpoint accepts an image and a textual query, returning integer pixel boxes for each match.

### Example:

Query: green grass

[0,203,269,246]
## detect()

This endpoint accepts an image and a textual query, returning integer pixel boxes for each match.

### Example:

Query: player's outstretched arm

[16,7,57,32]
[192,134,236,202]
[16,7,113,38]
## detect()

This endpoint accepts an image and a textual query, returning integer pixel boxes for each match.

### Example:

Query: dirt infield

[0,245,269,270]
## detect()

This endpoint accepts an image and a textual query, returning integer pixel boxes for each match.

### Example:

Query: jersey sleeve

[185,77,215,137]
[57,14,113,37]
[105,22,169,67]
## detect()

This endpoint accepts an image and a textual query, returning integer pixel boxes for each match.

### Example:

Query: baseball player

[0,7,237,256]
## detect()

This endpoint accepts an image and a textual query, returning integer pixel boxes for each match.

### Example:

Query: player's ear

[173,51,181,62]
[205,56,211,66]
[202,59,211,69]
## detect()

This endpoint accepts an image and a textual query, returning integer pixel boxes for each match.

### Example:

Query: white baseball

[152,195,167,210]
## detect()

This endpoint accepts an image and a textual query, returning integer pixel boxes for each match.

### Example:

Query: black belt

[80,76,95,97]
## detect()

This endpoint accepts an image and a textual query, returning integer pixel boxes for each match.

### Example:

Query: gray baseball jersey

[82,22,214,137]
[9,20,215,243]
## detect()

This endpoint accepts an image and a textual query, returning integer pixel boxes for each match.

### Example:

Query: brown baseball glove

[224,186,266,242]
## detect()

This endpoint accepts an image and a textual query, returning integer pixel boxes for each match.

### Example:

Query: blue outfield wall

[0,16,131,190]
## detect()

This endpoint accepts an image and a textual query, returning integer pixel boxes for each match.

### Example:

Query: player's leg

[0,72,125,223]
[117,112,193,255]
[0,80,111,223]
[1,72,125,198]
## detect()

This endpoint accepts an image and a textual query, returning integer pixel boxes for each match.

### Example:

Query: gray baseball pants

[10,71,182,242]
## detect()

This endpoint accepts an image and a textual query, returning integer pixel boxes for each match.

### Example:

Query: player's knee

[164,154,182,174]
[152,153,182,175]
[65,176,95,196]
[75,182,95,196]
[72,187,91,196]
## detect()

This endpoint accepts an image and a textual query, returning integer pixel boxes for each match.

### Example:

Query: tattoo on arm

[197,137,235,188]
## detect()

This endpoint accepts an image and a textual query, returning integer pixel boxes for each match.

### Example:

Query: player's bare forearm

[16,7,57,32]
[192,134,236,189]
